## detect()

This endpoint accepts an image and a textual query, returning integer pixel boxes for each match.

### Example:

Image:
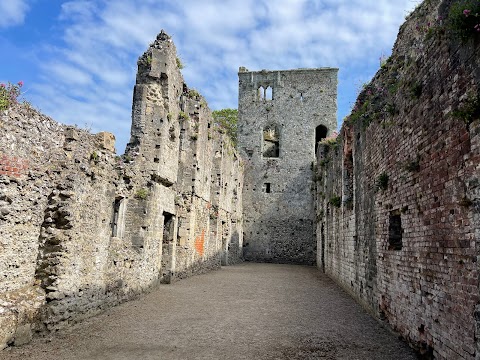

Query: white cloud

[0,0,29,28]
[28,0,420,153]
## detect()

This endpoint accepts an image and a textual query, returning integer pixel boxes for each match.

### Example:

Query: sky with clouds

[0,0,421,153]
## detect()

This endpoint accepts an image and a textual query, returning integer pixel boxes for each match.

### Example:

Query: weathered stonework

[1,1,480,357]
[0,30,243,349]
[316,1,480,359]
[238,68,338,264]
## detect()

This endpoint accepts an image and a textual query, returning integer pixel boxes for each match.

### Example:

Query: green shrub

[377,173,389,191]
[188,89,200,98]
[404,158,420,172]
[135,189,148,200]
[212,108,238,146]
[90,151,99,163]
[448,0,480,40]
[452,92,480,125]
[410,82,422,99]
[176,57,184,69]
[329,196,341,208]
[0,81,23,111]
[178,111,189,121]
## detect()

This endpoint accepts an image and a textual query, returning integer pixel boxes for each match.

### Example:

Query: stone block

[96,132,116,152]
[0,307,17,350]
[13,324,32,346]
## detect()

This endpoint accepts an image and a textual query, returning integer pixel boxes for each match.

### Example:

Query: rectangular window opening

[163,212,175,244]
[388,212,403,250]
[264,183,271,193]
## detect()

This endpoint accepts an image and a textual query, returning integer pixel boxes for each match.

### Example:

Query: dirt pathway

[2,263,416,359]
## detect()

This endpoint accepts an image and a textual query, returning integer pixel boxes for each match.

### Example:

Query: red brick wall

[0,153,29,178]
[316,1,480,359]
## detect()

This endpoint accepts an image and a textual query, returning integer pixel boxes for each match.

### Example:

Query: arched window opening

[263,125,280,158]
[315,125,328,153]
[258,86,265,101]
[265,86,273,101]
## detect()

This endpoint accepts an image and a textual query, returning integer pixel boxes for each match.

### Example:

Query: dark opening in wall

[264,183,271,193]
[263,125,279,158]
[112,197,125,237]
[315,125,328,153]
[163,212,174,244]
[388,211,403,250]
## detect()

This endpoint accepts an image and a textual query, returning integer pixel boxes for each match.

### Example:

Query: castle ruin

[1,0,480,359]
[238,67,337,264]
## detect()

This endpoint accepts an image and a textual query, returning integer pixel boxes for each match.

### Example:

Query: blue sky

[0,0,420,153]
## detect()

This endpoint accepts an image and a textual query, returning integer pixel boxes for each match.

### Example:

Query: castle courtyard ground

[2,263,417,360]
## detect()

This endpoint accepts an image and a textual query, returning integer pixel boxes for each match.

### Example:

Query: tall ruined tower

[124,30,244,281]
[238,67,338,264]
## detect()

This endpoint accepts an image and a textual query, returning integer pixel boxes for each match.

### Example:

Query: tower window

[258,86,265,100]
[258,85,273,101]
[388,212,403,250]
[265,86,273,100]
[315,125,328,154]
[264,183,271,193]
[263,125,279,158]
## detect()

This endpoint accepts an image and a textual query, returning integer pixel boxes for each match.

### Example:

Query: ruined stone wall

[238,68,337,264]
[316,1,480,359]
[0,31,243,350]
[128,31,244,281]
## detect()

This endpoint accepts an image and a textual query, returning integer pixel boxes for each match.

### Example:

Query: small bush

[176,57,184,69]
[0,81,23,111]
[452,93,480,125]
[448,0,480,40]
[410,82,422,99]
[90,151,99,163]
[188,89,200,98]
[404,158,420,172]
[212,108,238,146]
[377,172,389,191]
[178,111,189,121]
[329,196,341,208]
[135,189,148,200]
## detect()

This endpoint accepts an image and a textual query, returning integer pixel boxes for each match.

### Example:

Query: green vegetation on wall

[212,108,238,146]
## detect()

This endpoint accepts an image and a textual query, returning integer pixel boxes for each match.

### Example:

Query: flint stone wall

[0,31,243,350]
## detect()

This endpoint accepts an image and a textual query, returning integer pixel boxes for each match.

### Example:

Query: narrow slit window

[112,197,125,238]
[264,183,271,193]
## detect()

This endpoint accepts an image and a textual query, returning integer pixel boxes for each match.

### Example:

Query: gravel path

[2,263,416,360]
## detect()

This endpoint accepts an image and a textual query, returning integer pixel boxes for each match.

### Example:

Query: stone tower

[238,67,338,264]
